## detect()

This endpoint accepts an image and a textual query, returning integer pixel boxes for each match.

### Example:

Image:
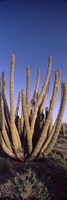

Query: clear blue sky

[0,0,67,123]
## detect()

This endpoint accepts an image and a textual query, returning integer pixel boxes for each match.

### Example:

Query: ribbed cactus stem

[10,54,22,156]
[26,64,30,115]
[0,132,15,158]
[10,54,15,122]
[1,97,13,152]
[1,71,5,94]
[43,82,67,156]
[15,116,21,136]
[40,82,49,114]
[31,56,52,137]
[40,56,52,96]
[2,82,10,120]
[49,115,53,135]
[29,70,60,160]
[1,72,9,114]
[3,80,7,97]
[31,69,40,104]
[21,90,24,133]
[21,111,24,133]
[35,69,40,94]
[45,106,53,136]
[22,89,32,154]
[17,117,21,134]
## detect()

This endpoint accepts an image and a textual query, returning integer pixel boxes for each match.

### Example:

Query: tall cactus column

[26,65,30,115]
[10,54,23,158]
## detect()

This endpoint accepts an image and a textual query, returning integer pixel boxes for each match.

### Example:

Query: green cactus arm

[1,71,6,97]
[14,125,24,159]
[30,56,52,137]
[39,82,50,114]
[10,54,23,156]
[15,91,20,118]
[10,54,15,123]
[2,92,10,129]
[1,97,13,152]
[3,80,7,97]
[31,69,40,105]
[2,81,10,132]
[29,70,60,160]
[34,69,40,94]
[43,82,67,156]
[45,106,53,135]
[15,116,21,135]
[26,64,30,115]
[21,111,24,133]
[3,82,10,115]
[22,89,32,155]
[17,117,21,134]
[2,85,10,129]
[48,115,53,136]
[1,71,10,117]
[0,132,15,158]
[39,56,52,97]
[21,90,24,133]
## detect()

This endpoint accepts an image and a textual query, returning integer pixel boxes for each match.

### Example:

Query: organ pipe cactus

[0,54,67,161]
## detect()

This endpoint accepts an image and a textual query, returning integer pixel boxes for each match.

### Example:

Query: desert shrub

[0,167,51,200]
